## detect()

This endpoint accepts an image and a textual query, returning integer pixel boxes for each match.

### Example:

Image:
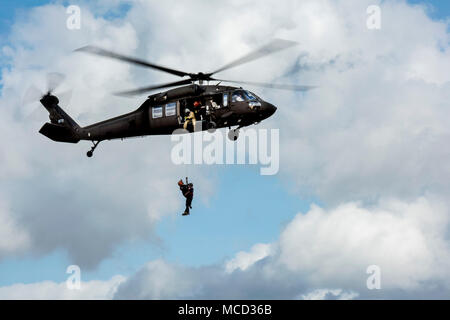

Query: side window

[165,102,176,116]
[152,106,163,119]
[223,93,228,107]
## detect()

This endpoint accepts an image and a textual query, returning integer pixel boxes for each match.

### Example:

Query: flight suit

[183,111,196,131]
[179,183,194,215]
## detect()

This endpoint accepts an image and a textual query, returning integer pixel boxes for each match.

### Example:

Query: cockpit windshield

[232,90,259,102]
[232,91,245,102]
[243,91,258,101]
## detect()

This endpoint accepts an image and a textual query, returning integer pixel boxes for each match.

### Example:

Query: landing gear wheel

[228,129,239,141]
[86,141,101,158]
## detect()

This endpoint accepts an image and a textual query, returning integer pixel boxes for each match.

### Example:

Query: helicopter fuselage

[40,84,277,149]
[80,84,276,141]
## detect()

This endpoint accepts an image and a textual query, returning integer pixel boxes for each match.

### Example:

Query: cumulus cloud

[0,2,214,268]
[299,289,359,300]
[272,0,450,204]
[277,197,450,291]
[225,243,273,273]
[113,196,450,299]
[0,196,30,255]
[114,260,198,299]
[1,196,449,299]
[1,0,450,299]
[0,275,125,300]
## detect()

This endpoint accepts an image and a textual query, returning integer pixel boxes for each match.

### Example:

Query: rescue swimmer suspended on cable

[178,178,194,216]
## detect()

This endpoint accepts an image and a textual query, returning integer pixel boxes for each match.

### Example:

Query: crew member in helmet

[193,100,206,120]
[184,100,204,131]
[178,178,194,216]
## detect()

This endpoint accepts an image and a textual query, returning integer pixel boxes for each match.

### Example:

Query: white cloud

[272,0,450,204]
[0,196,30,255]
[0,275,125,300]
[113,196,450,299]
[277,196,450,291]
[1,0,450,299]
[0,2,214,267]
[1,195,449,299]
[225,243,273,273]
[299,288,359,300]
[114,260,198,299]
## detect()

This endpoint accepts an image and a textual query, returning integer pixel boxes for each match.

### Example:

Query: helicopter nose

[268,103,277,116]
[262,102,277,118]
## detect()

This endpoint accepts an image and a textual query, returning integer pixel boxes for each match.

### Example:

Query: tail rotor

[22,72,72,120]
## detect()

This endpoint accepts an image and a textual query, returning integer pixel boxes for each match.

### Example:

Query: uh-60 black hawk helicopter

[37,39,315,157]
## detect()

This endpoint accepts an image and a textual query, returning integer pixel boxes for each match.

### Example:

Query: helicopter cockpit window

[232,91,246,102]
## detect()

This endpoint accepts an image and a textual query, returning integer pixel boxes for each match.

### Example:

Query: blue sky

[408,0,450,20]
[0,165,312,285]
[0,0,449,291]
[0,1,44,43]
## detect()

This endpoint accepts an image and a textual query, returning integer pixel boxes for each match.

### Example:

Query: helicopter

[36,39,315,157]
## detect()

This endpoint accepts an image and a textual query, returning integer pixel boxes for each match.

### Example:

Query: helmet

[193,101,201,107]
[178,179,184,186]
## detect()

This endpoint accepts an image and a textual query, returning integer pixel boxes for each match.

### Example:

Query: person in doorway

[183,108,196,131]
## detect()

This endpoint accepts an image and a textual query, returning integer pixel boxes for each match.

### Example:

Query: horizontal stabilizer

[39,123,80,143]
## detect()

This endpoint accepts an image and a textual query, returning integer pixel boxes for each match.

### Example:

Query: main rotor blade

[115,79,193,96]
[76,46,189,78]
[58,89,73,107]
[216,79,317,92]
[211,39,298,75]
[23,85,44,105]
[47,72,66,93]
